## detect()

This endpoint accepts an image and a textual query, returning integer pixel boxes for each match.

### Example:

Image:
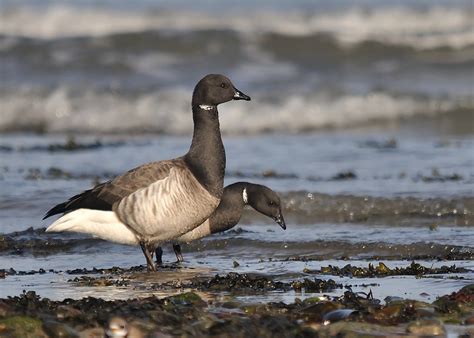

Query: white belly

[46,209,139,246]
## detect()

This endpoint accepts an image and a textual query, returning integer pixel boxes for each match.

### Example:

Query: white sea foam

[0,5,472,49]
[0,86,468,134]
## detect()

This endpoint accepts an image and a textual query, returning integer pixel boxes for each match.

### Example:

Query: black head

[246,184,286,230]
[192,74,250,107]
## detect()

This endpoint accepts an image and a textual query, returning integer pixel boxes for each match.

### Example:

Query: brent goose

[157,182,286,265]
[44,74,250,271]
[47,182,286,266]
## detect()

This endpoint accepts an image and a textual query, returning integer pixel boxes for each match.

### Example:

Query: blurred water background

[1,0,473,134]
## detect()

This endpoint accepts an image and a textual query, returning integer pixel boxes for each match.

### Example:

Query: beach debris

[433,284,474,316]
[68,276,130,287]
[331,171,357,180]
[304,261,471,277]
[298,301,342,322]
[228,169,298,179]
[24,167,116,181]
[165,292,207,307]
[359,138,397,149]
[292,278,340,292]
[187,272,292,292]
[322,309,358,325]
[415,168,463,183]
[22,137,125,153]
[0,285,473,337]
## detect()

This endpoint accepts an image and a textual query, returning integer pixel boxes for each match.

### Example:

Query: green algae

[0,316,48,338]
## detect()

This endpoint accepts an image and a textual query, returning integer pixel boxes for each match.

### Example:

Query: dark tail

[43,201,70,219]
[43,184,111,219]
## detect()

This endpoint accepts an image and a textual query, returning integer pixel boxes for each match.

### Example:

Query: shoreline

[0,274,472,337]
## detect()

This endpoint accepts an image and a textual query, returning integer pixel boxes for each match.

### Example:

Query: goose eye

[269,201,274,206]
[220,83,227,88]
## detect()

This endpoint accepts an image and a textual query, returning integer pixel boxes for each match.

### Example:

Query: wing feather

[43,158,186,218]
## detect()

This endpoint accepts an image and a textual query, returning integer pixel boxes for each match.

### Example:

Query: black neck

[184,105,225,198]
[209,182,248,234]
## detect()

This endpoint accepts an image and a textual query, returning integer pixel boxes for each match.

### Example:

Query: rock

[299,301,342,321]
[319,321,402,337]
[292,278,340,292]
[165,292,206,307]
[433,284,474,314]
[78,327,105,338]
[0,300,12,317]
[463,313,474,325]
[415,306,436,318]
[384,296,404,303]
[406,319,446,336]
[55,305,83,320]
[188,272,290,292]
[331,171,357,180]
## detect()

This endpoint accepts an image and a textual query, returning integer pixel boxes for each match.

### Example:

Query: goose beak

[274,213,286,230]
[233,87,251,101]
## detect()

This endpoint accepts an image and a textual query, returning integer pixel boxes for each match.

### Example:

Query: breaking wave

[1,2,472,135]
[0,87,469,134]
[277,192,473,224]
[1,5,473,49]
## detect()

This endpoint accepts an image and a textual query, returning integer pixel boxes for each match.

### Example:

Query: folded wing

[43,159,184,219]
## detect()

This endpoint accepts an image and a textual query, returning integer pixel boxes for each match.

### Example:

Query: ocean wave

[275,192,473,224]
[0,5,473,49]
[0,86,469,134]
[189,238,473,261]
[2,29,472,76]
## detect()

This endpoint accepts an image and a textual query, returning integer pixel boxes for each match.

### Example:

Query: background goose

[44,74,250,271]
[46,182,286,267]
[157,182,286,265]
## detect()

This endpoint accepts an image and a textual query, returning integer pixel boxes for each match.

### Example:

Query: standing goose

[44,74,250,271]
[157,182,286,265]
[47,182,286,266]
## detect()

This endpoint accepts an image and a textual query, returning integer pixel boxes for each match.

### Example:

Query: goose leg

[155,246,163,266]
[173,244,184,263]
[140,242,156,272]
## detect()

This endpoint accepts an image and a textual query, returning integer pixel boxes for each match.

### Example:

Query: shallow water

[0,132,472,304]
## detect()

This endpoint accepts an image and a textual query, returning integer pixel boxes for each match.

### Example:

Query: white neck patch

[199,105,215,111]
[242,188,248,204]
